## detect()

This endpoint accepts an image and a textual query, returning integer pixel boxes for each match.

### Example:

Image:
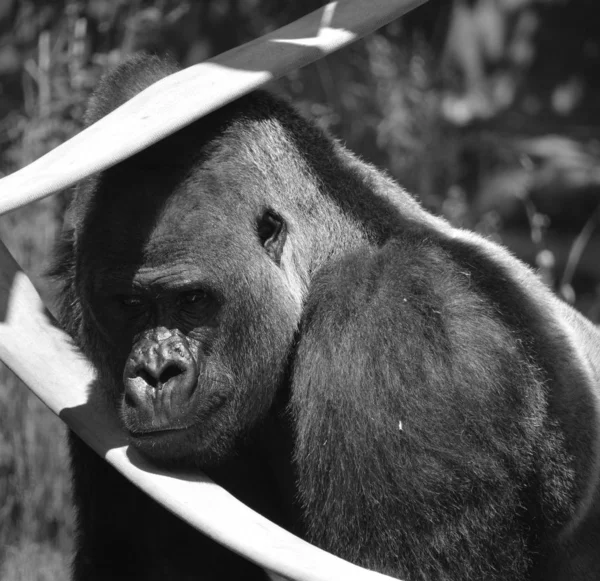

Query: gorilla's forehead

[79,166,257,274]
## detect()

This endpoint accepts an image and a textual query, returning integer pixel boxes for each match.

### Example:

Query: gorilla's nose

[136,359,185,390]
[122,332,198,425]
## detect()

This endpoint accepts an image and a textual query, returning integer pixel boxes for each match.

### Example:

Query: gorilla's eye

[256,210,286,265]
[121,295,144,308]
[182,290,206,304]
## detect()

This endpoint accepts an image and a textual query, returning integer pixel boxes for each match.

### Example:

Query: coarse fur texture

[51,54,600,581]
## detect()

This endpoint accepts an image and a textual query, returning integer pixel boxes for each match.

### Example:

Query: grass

[1,541,71,581]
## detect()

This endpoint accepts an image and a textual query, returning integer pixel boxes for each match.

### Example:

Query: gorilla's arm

[290,230,592,580]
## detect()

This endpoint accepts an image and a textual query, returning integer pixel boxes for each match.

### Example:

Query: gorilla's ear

[257,209,287,265]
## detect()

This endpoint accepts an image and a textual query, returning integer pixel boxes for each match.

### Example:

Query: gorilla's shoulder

[301,232,510,351]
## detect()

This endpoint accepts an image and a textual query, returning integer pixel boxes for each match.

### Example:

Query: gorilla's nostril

[137,368,158,389]
[133,364,184,389]
[159,364,183,386]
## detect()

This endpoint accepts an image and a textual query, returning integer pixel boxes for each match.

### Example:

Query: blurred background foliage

[0,0,599,578]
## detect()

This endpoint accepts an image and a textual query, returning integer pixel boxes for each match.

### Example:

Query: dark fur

[51,54,600,580]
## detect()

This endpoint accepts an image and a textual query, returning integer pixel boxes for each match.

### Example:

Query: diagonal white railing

[0,1,429,579]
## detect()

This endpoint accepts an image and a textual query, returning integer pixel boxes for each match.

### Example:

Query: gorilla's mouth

[128,423,193,435]
[127,425,193,441]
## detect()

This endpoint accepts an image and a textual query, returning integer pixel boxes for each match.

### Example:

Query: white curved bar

[0,0,427,215]
[0,241,402,580]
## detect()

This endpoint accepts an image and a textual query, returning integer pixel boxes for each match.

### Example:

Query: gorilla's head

[57,60,362,467]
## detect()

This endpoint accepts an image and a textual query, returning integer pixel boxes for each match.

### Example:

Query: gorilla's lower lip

[128,426,191,439]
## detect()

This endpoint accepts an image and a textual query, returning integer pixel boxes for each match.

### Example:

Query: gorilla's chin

[127,419,237,469]
[129,427,194,467]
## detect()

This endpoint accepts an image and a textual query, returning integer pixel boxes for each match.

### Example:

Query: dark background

[0,1,598,577]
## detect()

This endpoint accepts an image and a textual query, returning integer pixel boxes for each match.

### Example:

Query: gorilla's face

[75,163,301,467]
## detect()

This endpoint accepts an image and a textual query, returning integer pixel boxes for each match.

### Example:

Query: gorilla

[51,54,600,581]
